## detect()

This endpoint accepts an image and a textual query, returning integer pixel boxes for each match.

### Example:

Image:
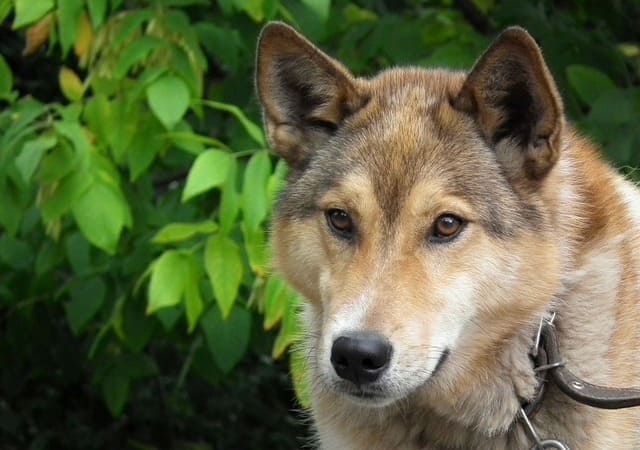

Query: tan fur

[257,22,640,449]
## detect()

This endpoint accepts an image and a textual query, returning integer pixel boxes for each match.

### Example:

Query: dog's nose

[330,333,392,385]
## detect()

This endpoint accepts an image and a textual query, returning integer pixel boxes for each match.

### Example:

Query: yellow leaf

[59,67,85,102]
[74,11,93,61]
[23,13,53,56]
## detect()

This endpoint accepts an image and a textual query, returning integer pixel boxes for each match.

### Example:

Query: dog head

[257,23,564,409]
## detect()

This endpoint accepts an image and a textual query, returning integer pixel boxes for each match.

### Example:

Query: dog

[256,21,640,449]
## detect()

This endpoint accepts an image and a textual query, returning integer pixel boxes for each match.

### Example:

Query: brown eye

[326,209,354,238]
[430,214,465,242]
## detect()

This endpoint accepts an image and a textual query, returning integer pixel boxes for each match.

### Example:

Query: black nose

[330,333,392,385]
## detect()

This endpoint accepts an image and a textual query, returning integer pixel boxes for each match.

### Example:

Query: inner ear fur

[453,27,563,181]
[256,22,367,169]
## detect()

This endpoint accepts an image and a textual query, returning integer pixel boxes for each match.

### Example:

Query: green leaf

[195,23,241,74]
[243,0,265,21]
[54,120,92,158]
[72,182,130,254]
[40,169,93,223]
[169,43,203,99]
[205,234,243,318]
[84,94,112,147]
[36,240,63,276]
[566,65,617,107]
[216,0,235,15]
[201,305,251,373]
[38,142,76,184]
[219,158,239,233]
[104,96,139,162]
[420,41,481,70]
[272,292,302,358]
[156,0,210,5]
[13,0,54,28]
[118,353,158,380]
[121,298,156,352]
[57,0,83,56]
[128,67,167,103]
[185,287,204,333]
[343,4,378,24]
[0,200,21,238]
[15,136,57,183]
[168,122,206,155]
[0,0,12,23]
[101,366,129,417]
[0,235,32,270]
[243,225,268,276]
[263,0,279,19]
[182,149,232,202]
[112,9,153,48]
[152,221,218,244]
[0,184,20,236]
[471,0,494,13]
[301,0,331,22]
[242,150,272,233]
[201,100,266,147]
[65,232,91,275]
[267,158,287,208]
[146,75,190,130]
[127,115,165,181]
[115,36,165,78]
[98,353,157,418]
[184,263,204,333]
[0,54,13,96]
[147,250,188,313]
[65,276,106,335]
[263,276,289,330]
[87,0,108,28]
[57,103,84,123]
[587,89,633,124]
[1,98,45,145]
[156,305,183,331]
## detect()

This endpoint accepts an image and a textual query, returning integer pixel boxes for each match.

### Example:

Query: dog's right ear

[256,22,365,169]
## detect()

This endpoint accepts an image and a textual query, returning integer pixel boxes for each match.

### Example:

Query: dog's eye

[430,214,465,242]
[326,209,354,238]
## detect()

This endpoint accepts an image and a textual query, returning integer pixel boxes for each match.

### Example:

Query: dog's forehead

[342,70,494,213]
[276,68,540,236]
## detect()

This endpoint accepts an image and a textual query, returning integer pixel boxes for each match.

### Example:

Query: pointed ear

[452,27,563,181]
[256,22,367,169]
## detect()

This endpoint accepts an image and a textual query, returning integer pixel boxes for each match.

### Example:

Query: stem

[175,335,203,392]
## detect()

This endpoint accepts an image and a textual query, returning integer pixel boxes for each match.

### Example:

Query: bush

[0,0,638,448]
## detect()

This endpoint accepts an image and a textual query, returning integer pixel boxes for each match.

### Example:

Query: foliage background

[0,0,638,449]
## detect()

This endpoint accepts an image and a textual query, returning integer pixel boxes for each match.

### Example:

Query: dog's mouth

[351,390,380,399]
[341,387,394,407]
[335,348,451,407]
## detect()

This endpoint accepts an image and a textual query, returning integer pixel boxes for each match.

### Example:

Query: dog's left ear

[453,27,563,181]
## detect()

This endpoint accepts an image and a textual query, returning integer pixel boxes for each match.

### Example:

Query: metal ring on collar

[531,439,570,450]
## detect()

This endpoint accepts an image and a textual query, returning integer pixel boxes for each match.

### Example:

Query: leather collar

[538,320,640,409]
[518,315,640,449]
[524,314,640,416]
